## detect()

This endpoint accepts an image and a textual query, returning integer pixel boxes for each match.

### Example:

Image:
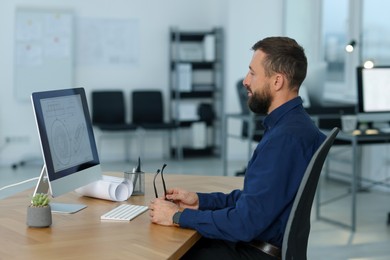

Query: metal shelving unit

[169,27,224,157]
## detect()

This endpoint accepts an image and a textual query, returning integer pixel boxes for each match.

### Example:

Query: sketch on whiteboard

[15,10,72,66]
[76,18,139,66]
[14,9,74,100]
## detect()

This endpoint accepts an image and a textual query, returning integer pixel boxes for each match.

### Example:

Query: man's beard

[248,85,272,114]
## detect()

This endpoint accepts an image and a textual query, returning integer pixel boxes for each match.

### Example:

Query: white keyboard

[101,204,148,221]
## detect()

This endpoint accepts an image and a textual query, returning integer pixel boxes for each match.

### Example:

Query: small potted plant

[26,193,52,228]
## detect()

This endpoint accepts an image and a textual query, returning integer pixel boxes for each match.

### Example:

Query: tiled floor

[1,158,390,259]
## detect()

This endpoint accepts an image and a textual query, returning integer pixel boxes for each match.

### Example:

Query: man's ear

[273,74,285,91]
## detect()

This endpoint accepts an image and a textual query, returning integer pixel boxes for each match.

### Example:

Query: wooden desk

[0,173,243,259]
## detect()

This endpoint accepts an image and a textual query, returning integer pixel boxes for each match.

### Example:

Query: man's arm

[178,135,310,245]
[197,189,242,210]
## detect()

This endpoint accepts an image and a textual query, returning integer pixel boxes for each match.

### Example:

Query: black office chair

[91,90,137,161]
[282,127,339,260]
[131,90,181,159]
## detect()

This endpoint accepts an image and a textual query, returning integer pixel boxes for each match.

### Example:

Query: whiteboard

[76,17,139,66]
[14,8,74,100]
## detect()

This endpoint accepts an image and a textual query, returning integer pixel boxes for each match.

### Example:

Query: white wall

[224,0,284,160]
[225,0,284,113]
[284,0,322,63]
[0,0,283,165]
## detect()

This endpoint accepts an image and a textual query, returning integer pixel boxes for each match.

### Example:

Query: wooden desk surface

[0,173,243,259]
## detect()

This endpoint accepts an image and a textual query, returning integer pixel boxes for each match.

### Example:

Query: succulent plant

[30,193,50,207]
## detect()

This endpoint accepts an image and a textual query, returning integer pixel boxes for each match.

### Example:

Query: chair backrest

[282,127,339,260]
[132,90,164,124]
[236,79,265,141]
[236,79,250,115]
[92,91,126,125]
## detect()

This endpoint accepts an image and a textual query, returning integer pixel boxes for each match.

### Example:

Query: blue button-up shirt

[179,97,326,247]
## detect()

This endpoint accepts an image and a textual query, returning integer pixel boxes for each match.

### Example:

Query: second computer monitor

[356,66,390,123]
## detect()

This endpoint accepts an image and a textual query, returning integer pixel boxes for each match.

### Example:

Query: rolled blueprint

[75,175,133,202]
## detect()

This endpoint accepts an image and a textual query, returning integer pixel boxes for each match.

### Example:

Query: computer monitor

[357,66,390,124]
[31,88,102,213]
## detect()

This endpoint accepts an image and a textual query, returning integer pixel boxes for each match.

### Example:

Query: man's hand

[165,188,199,210]
[149,198,179,226]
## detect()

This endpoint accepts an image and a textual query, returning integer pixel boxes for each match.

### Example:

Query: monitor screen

[357,66,390,123]
[31,88,101,200]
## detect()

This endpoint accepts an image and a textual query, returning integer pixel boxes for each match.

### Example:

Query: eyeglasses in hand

[153,163,168,199]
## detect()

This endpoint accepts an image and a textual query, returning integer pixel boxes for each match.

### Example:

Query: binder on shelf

[177,63,192,91]
[171,42,203,61]
[177,102,198,121]
[203,34,215,61]
[191,122,207,149]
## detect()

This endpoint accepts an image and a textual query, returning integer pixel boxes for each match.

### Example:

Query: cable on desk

[0,177,39,191]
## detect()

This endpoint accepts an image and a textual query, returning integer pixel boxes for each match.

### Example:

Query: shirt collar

[263,97,303,129]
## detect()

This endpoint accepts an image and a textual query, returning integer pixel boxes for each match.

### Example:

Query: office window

[361,0,390,66]
[287,0,389,100]
[321,0,390,99]
[322,0,348,82]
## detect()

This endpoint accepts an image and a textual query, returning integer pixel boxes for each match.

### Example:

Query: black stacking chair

[131,90,181,159]
[91,90,137,161]
[282,127,339,259]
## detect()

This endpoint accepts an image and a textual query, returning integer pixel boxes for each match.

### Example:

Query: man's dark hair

[252,37,307,89]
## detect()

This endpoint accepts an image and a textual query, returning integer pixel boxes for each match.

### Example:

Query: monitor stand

[33,166,87,214]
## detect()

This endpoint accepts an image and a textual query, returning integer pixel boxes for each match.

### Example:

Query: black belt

[249,241,281,259]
